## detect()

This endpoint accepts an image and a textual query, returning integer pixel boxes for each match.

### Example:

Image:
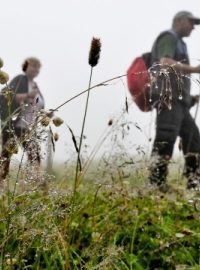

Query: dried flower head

[88,37,101,67]
[40,116,50,127]
[2,87,13,100]
[54,132,59,141]
[0,70,9,84]
[5,138,18,154]
[0,58,4,68]
[52,116,64,127]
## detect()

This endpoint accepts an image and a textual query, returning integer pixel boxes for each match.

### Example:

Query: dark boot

[149,156,169,187]
[187,176,200,190]
[184,154,200,190]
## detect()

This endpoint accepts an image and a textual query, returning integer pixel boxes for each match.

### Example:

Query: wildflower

[0,70,9,84]
[54,132,59,141]
[88,37,101,67]
[52,116,64,127]
[0,57,4,68]
[40,116,50,127]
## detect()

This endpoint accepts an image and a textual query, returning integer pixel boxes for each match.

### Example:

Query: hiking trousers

[149,101,200,186]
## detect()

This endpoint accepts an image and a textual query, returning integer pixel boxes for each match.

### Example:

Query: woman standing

[1,57,45,179]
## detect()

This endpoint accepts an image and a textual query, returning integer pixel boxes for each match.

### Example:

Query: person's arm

[15,90,37,104]
[156,34,200,74]
[160,57,200,74]
[9,75,37,104]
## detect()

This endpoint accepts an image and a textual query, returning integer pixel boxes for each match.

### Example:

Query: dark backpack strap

[142,52,152,69]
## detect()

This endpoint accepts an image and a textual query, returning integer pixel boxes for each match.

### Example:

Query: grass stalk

[73,66,93,205]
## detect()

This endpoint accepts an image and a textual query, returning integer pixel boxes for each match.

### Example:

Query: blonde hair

[22,57,41,72]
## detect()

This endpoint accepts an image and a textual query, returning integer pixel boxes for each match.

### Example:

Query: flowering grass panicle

[88,37,101,67]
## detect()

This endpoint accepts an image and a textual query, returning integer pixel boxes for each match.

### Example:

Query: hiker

[149,11,200,191]
[0,57,45,180]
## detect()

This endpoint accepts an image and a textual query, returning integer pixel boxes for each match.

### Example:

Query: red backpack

[127,52,152,112]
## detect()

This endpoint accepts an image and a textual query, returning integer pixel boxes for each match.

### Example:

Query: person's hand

[190,95,200,107]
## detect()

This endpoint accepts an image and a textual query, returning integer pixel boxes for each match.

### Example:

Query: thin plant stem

[80,102,134,177]
[78,67,93,161]
[0,147,26,268]
[74,66,93,196]
[53,74,126,112]
[12,147,26,197]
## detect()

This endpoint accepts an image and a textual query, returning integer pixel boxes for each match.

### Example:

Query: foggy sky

[1,0,200,163]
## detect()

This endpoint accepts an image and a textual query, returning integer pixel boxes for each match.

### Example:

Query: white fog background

[1,0,200,164]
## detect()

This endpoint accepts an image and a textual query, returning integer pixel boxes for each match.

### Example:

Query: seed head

[5,139,18,154]
[0,58,4,68]
[54,132,59,141]
[2,87,13,100]
[40,116,50,127]
[0,70,9,84]
[52,116,64,127]
[88,37,101,67]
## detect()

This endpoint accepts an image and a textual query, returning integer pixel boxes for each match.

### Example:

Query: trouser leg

[149,141,173,186]
[0,127,14,180]
[0,153,11,180]
[15,128,41,166]
[180,111,200,189]
[149,105,181,186]
[25,140,41,165]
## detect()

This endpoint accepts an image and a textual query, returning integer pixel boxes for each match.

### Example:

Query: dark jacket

[151,29,191,106]
[0,74,44,122]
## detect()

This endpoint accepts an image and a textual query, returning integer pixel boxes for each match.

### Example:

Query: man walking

[149,11,200,191]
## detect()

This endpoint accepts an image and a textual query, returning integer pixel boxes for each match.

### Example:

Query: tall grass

[0,48,200,270]
[0,165,199,269]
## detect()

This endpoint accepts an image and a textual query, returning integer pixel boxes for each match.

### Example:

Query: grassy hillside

[0,163,199,270]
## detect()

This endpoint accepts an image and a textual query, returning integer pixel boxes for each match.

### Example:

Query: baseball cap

[174,11,200,25]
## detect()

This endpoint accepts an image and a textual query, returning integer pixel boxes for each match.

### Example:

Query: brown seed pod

[88,37,101,67]
[52,117,64,127]
[0,70,9,84]
[41,116,50,127]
